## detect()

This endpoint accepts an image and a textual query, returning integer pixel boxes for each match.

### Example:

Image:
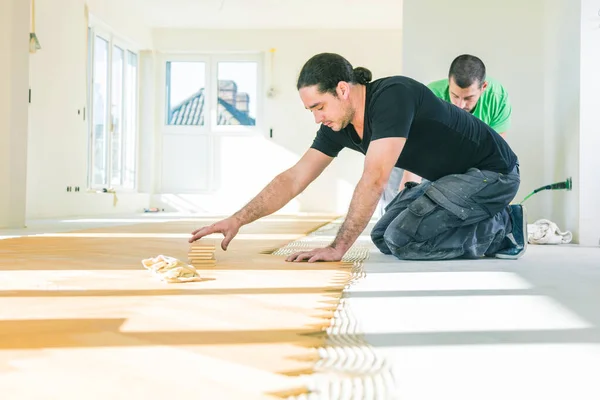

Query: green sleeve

[490,95,511,133]
[427,79,448,100]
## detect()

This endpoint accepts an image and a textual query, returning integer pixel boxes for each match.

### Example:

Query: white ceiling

[140,0,403,29]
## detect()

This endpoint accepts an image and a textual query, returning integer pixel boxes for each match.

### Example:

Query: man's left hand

[285,246,345,263]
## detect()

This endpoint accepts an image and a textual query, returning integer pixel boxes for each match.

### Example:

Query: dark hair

[448,54,486,88]
[296,53,372,95]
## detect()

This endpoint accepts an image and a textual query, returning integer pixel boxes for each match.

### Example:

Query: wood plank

[0,214,347,399]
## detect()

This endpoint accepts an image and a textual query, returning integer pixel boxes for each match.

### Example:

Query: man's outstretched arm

[287,137,406,262]
[233,148,333,225]
[190,148,333,247]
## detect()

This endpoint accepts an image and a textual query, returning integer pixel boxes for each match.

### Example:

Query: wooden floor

[0,215,351,399]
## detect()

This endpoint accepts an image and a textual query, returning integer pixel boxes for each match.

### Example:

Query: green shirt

[427,77,512,133]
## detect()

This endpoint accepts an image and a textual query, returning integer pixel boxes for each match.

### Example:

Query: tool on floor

[520,177,572,204]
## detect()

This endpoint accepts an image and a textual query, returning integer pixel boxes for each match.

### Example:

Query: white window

[163,54,262,132]
[158,54,262,194]
[86,25,139,190]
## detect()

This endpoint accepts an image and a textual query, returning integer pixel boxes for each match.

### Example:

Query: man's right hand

[188,217,241,251]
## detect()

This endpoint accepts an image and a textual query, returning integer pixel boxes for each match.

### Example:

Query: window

[164,55,260,130]
[159,54,261,194]
[87,26,138,190]
[216,61,257,127]
[166,61,206,125]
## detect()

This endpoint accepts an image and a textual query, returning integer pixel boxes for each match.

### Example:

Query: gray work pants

[371,165,520,260]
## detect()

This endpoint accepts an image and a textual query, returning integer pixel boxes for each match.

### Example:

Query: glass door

[90,33,109,187]
[87,28,138,190]
[123,51,138,189]
[110,45,124,186]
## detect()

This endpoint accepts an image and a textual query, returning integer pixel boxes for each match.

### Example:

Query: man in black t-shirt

[189,53,527,261]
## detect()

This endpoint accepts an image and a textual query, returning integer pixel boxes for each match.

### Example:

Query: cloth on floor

[527,219,573,245]
[141,255,202,283]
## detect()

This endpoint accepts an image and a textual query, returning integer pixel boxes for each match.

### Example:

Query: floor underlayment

[1,213,599,399]
[344,226,600,400]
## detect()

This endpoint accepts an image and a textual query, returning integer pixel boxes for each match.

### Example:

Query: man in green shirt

[376,54,512,216]
[427,54,512,138]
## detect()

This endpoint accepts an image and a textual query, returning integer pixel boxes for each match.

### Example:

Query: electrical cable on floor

[520,177,572,204]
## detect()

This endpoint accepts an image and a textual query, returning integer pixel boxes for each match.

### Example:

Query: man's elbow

[278,169,302,195]
[362,170,389,192]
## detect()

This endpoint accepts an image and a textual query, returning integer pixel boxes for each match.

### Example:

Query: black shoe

[495,204,527,260]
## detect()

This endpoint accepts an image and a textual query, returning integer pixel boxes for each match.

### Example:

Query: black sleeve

[370,85,417,141]
[310,125,345,157]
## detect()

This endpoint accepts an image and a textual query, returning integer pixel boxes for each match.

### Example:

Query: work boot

[495,204,528,259]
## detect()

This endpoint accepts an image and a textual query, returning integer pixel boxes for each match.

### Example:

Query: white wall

[147,29,403,215]
[403,0,599,244]
[138,50,157,195]
[0,0,30,228]
[25,0,153,219]
[543,0,581,241]
[142,0,403,30]
[578,0,600,246]
[85,0,152,49]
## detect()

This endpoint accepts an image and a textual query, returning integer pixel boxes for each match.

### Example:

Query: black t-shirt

[310,76,518,181]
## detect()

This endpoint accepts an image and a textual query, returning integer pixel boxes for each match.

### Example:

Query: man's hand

[189,217,241,251]
[285,246,345,263]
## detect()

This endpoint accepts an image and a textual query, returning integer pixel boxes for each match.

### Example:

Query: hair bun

[353,67,372,84]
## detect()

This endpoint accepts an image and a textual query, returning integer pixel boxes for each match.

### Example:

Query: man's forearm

[331,176,384,253]
[233,171,298,226]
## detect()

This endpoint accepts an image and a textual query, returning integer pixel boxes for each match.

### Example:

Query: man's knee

[382,219,462,261]
[371,184,436,256]
[382,224,441,260]
[380,195,459,259]
[382,224,410,256]
[371,219,392,254]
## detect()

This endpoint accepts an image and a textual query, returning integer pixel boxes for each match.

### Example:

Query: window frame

[86,18,140,192]
[160,52,264,136]
[161,54,212,135]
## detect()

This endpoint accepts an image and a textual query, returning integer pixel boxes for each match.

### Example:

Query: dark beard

[337,108,354,130]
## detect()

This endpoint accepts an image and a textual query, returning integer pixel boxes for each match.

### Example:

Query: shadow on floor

[0,318,326,350]
[363,328,600,347]
[0,286,345,297]
[1,318,598,351]
[361,245,600,331]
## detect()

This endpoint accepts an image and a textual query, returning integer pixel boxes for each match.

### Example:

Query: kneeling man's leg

[383,167,522,260]
[371,181,430,254]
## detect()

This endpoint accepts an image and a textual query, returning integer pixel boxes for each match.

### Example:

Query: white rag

[527,219,573,245]
[141,255,203,283]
